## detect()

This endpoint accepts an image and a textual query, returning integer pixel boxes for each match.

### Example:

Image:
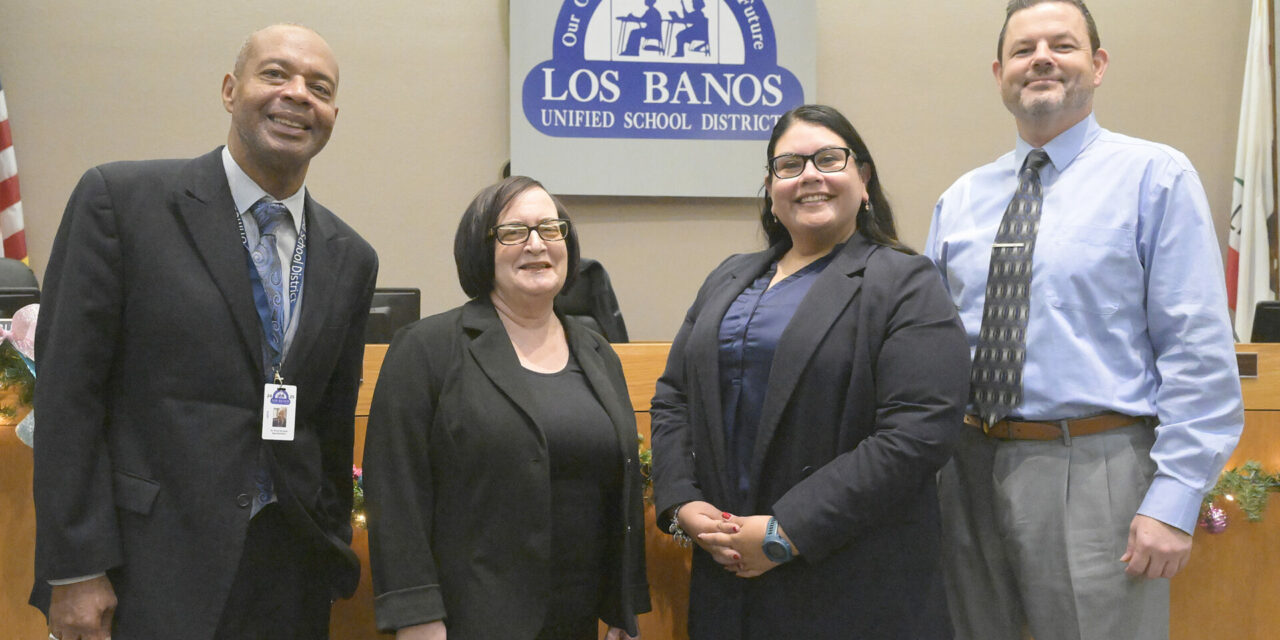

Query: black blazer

[651,233,968,640]
[363,298,650,639]
[30,149,378,638]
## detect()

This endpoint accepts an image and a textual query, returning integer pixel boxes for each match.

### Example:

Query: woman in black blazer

[650,105,969,639]
[363,176,649,640]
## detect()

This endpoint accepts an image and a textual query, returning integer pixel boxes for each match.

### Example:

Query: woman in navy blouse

[650,104,969,639]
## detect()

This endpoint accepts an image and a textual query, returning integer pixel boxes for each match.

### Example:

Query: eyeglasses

[768,146,855,179]
[488,218,571,245]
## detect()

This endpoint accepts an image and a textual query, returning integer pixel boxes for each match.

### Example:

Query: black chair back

[556,258,629,343]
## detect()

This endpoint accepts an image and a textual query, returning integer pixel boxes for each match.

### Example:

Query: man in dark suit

[31,24,377,639]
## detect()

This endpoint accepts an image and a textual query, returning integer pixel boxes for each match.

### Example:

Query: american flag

[0,75,28,264]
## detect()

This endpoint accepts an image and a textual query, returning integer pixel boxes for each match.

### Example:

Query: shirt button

[236,493,251,508]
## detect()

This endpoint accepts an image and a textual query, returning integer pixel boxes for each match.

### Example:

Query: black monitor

[1250,301,1280,342]
[0,287,39,319]
[364,288,421,343]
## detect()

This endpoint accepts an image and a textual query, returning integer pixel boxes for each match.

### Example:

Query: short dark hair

[454,176,581,299]
[998,0,1100,61]
[761,104,911,254]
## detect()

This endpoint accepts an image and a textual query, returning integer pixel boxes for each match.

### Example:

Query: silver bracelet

[667,503,692,548]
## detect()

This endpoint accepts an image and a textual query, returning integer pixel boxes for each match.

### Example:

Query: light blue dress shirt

[926,113,1244,533]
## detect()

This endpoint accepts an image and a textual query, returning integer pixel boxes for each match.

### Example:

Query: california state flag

[1227,0,1278,340]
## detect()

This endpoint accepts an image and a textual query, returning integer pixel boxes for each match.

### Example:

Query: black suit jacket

[651,233,968,640]
[363,298,650,639]
[30,148,378,638]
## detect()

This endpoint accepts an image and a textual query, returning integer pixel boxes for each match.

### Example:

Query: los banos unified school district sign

[521,0,805,141]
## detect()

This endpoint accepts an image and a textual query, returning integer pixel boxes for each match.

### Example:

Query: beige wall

[0,1,1251,340]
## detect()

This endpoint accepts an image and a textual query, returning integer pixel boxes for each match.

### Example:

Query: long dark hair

[760,104,912,254]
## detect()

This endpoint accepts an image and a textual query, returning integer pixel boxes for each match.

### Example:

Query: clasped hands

[675,501,798,579]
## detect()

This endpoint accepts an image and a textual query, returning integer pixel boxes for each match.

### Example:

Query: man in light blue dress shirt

[926,2,1243,639]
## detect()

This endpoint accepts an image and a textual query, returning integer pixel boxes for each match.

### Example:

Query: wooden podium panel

[1169,344,1280,640]
[0,415,45,639]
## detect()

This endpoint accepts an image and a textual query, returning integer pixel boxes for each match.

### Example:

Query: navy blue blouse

[717,250,838,498]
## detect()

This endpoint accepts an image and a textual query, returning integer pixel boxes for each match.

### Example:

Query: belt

[963,412,1147,441]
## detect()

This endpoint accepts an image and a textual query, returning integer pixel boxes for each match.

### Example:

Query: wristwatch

[761,516,794,564]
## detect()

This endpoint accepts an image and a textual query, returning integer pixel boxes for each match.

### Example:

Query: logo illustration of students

[669,0,709,58]
[618,0,664,56]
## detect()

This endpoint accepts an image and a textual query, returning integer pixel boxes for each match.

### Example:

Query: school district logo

[270,388,291,405]
[522,0,804,140]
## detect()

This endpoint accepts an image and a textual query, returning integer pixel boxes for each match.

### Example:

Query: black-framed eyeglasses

[488,218,571,245]
[768,146,855,179]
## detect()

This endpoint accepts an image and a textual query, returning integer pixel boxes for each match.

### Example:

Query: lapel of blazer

[745,234,876,507]
[281,194,348,383]
[172,148,265,380]
[566,319,637,466]
[689,247,780,499]
[462,298,548,445]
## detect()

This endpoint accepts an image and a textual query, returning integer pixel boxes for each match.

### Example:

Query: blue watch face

[762,517,792,562]
[763,540,790,562]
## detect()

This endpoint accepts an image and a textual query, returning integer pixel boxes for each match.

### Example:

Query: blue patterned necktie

[970,149,1051,428]
[248,198,290,363]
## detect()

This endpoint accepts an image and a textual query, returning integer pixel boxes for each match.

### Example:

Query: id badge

[262,384,298,441]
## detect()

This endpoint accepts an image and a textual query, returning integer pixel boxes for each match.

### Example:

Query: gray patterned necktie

[970,149,1050,427]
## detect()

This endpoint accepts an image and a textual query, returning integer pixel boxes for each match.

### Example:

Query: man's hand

[48,575,116,640]
[675,500,741,567]
[1120,514,1192,579]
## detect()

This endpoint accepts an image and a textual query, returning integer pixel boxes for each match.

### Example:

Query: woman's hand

[676,500,742,567]
[699,514,800,578]
[396,620,446,640]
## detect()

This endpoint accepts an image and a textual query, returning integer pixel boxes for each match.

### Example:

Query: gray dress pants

[939,422,1169,640]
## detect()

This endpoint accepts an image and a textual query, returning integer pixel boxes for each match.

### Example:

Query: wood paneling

[612,342,672,412]
[1170,346,1280,640]
[1237,343,1280,410]
[356,344,388,419]
[0,423,45,638]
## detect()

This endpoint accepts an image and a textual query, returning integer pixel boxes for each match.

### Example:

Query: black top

[519,350,622,623]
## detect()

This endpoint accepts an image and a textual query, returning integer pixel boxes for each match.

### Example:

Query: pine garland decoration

[1203,461,1280,523]
[0,341,34,413]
